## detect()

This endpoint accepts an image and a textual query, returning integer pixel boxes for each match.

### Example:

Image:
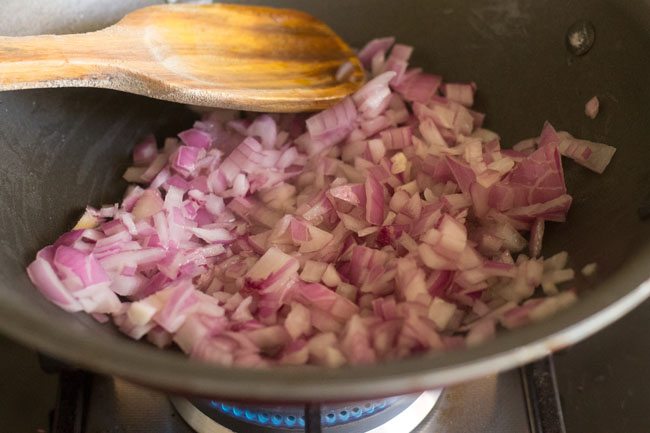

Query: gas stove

[42,364,534,433]
[54,372,528,433]
[5,299,650,433]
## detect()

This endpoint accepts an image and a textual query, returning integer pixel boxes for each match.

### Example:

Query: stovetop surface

[78,370,528,433]
[2,298,650,432]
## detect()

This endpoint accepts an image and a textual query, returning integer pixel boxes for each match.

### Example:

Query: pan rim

[1,242,648,402]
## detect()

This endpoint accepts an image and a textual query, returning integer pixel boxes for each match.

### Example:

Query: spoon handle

[0,30,127,91]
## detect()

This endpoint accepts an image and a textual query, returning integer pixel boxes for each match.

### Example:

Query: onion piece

[584,96,599,119]
[179,128,212,149]
[357,37,395,69]
[581,262,597,276]
[442,82,476,107]
[305,97,358,153]
[558,133,616,174]
[133,134,158,166]
[529,218,545,258]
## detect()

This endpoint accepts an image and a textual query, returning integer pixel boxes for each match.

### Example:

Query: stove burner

[171,391,441,433]
[210,397,398,429]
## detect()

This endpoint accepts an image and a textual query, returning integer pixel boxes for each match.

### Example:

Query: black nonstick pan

[0,0,648,402]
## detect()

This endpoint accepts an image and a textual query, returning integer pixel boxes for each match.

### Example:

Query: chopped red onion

[27,254,83,312]
[335,61,355,82]
[557,132,616,174]
[394,72,441,103]
[357,37,395,69]
[132,134,158,167]
[179,128,212,149]
[305,97,358,153]
[585,96,600,119]
[529,218,545,258]
[581,262,597,277]
[26,37,608,368]
[441,82,476,107]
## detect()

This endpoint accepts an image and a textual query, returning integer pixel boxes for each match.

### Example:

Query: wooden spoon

[0,4,364,112]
